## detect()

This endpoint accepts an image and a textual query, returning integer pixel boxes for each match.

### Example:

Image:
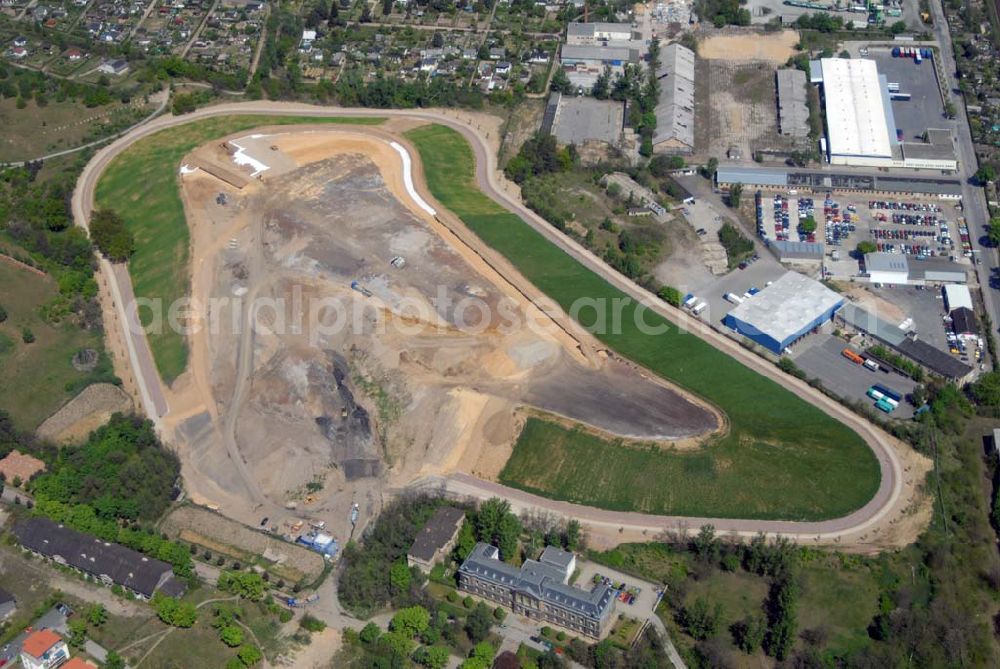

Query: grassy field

[0,259,104,430]
[0,97,147,163]
[405,124,879,521]
[94,115,384,383]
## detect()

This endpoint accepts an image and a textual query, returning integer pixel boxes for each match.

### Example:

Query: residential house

[97,58,129,75]
[458,543,615,638]
[406,506,466,572]
[10,46,28,59]
[0,449,45,485]
[13,517,186,600]
[20,630,70,669]
[63,659,98,669]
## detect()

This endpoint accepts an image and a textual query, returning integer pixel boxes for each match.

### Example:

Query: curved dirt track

[70,102,927,549]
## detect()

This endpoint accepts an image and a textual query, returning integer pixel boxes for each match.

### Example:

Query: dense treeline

[331,67,486,109]
[695,0,750,27]
[0,64,119,107]
[338,495,468,617]
[28,413,180,521]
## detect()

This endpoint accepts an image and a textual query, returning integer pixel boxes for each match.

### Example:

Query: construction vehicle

[350,281,373,297]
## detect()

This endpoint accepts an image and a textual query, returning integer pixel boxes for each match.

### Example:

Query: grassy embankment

[94,115,384,384]
[406,124,879,521]
[0,259,106,429]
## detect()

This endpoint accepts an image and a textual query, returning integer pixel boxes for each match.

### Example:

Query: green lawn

[405,124,880,521]
[94,115,384,384]
[0,259,106,429]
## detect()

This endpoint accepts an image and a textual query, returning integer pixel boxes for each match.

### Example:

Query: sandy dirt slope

[161,128,718,538]
[698,30,799,63]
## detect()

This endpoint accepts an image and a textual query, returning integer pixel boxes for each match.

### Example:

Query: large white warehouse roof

[821,58,893,159]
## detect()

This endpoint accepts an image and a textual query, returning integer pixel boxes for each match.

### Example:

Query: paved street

[929,0,999,359]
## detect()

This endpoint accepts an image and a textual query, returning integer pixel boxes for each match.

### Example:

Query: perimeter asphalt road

[69,101,909,547]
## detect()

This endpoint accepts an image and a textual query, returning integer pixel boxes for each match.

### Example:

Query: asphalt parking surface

[868,48,947,141]
[792,334,917,418]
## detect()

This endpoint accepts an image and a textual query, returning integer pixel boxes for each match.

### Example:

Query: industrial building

[811,59,957,170]
[723,271,845,354]
[458,543,616,638]
[836,304,973,381]
[864,252,967,286]
[817,58,895,166]
[776,68,809,139]
[950,306,978,336]
[943,284,973,311]
[13,517,186,600]
[653,42,695,154]
[560,44,636,91]
[406,506,466,573]
[566,21,635,47]
[543,92,625,147]
[715,166,963,199]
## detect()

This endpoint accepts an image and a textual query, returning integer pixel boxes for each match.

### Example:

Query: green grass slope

[94,115,383,383]
[405,124,879,521]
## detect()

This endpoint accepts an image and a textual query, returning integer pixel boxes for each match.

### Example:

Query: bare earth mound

[699,30,799,63]
[162,128,718,532]
[36,383,133,443]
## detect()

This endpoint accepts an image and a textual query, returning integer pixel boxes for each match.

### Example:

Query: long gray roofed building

[653,42,695,153]
[458,543,615,638]
[776,69,809,138]
[13,517,183,600]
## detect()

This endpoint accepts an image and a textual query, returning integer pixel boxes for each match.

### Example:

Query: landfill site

[161,125,719,547]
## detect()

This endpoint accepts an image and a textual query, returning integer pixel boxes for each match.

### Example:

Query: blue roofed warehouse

[723,271,845,354]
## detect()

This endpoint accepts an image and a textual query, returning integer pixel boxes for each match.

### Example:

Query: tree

[799,217,817,234]
[944,101,957,119]
[218,571,266,601]
[971,372,1000,407]
[391,605,430,638]
[678,598,722,640]
[692,524,721,565]
[465,602,494,643]
[856,240,877,255]
[564,519,582,550]
[153,594,198,628]
[68,618,87,648]
[360,622,382,645]
[550,68,573,94]
[237,644,263,666]
[20,327,34,344]
[454,520,476,560]
[390,560,411,594]
[976,165,997,185]
[729,183,743,208]
[592,67,611,99]
[104,651,125,669]
[889,20,907,35]
[497,512,521,562]
[471,641,496,664]
[415,646,450,669]
[377,631,414,659]
[731,616,766,653]
[89,209,135,262]
[221,625,244,647]
[704,157,718,180]
[87,603,108,626]
[0,306,6,323]
[989,218,1000,247]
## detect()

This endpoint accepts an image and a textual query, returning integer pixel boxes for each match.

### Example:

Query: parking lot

[574,560,661,623]
[752,188,968,279]
[792,334,918,419]
[868,48,948,142]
